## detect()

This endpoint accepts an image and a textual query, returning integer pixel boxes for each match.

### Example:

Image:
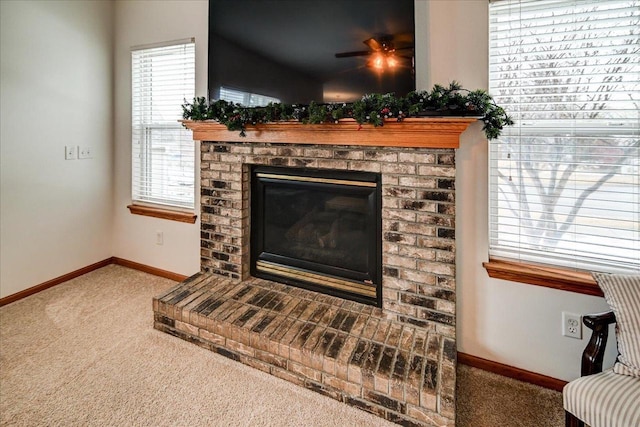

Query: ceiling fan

[335,35,414,70]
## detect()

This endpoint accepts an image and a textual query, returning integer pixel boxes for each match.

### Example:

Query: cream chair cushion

[592,273,640,377]
[563,369,640,427]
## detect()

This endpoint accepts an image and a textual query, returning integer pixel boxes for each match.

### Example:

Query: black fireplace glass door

[251,166,381,305]
[264,187,370,271]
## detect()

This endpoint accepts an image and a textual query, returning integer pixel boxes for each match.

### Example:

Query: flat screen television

[208,0,415,106]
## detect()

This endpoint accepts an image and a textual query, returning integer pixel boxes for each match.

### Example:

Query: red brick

[374,370,390,394]
[254,349,287,369]
[175,320,199,336]
[348,313,368,337]
[271,366,306,387]
[251,317,285,351]
[348,363,362,385]
[239,355,271,374]
[419,390,437,412]
[212,318,231,338]
[323,374,361,397]
[335,335,359,381]
[304,341,327,371]
[407,403,451,426]
[278,320,305,358]
[268,320,294,355]
[225,339,255,357]
[199,329,226,346]
[389,378,404,401]
[439,394,455,420]
[385,324,403,348]
[362,368,376,392]
[405,385,420,406]
[373,320,391,343]
[344,396,388,419]
[360,318,379,340]
[288,361,322,382]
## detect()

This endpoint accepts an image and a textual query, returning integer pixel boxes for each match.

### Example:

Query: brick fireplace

[153,118,475,427]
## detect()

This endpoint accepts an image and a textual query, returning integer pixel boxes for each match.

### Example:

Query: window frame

[486,0,640,290]
[130,38,197,218]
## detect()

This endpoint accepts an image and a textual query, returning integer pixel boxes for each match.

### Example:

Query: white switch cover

[65,145,76,160]
[78,145,93,159]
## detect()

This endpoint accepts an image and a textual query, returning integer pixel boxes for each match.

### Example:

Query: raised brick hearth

[154,123,468,426]
[154,273,455,426]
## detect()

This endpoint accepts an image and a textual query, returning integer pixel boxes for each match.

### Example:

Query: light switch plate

[65,145,76,160]
[78,145,93,159]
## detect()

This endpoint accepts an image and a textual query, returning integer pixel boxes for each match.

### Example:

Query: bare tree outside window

[489,0,639,272]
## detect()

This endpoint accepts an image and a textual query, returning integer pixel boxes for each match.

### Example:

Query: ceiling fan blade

[363,37,382,51]
[335,50,372,58]
[336,35,412,59]
[392,32,414,43]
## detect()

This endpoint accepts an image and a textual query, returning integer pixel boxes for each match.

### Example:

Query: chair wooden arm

[566,311,617,427]
[581,311,616,376]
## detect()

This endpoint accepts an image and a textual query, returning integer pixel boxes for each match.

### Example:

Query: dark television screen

[208,0,415,106]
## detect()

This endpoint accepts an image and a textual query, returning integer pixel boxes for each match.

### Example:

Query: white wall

[109,0,612,381]
[1,0,613,381]
[111,0,206,276]
[0,0,114,298]
[417,0,613,382]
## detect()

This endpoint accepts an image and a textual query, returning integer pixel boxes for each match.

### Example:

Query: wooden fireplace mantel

[181,117,478,149]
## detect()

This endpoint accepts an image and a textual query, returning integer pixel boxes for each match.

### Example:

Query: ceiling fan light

[387,55,398,68]
[372,54,385,70]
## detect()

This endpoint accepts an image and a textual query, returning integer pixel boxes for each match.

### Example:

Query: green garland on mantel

[181,81,513,140]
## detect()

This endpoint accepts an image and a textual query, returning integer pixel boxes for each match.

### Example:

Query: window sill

[127,204,197,224]
[483,258,603,297]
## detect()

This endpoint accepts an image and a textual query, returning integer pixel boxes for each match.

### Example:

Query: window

[488,1,639,274]
[131,39,195,210]
[219,86,280,107]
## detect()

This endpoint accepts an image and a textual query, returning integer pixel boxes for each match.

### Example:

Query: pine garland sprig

[181,81,513,140]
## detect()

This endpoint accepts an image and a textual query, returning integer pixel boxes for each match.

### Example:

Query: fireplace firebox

[250,166,382,306]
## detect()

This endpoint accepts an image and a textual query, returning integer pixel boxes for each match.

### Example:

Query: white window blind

[488,0,640,273]
[132,39,195,209]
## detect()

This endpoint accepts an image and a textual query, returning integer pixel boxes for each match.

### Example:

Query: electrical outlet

[65,145,76,160]
[156,230,163,245]
[78,145,93,159]
[562,312,582,339]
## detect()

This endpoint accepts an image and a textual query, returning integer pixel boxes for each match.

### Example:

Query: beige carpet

[0,265,564,426]
[456,364,564,427]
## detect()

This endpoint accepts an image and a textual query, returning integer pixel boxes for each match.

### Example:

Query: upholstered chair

[563,274,640,427]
